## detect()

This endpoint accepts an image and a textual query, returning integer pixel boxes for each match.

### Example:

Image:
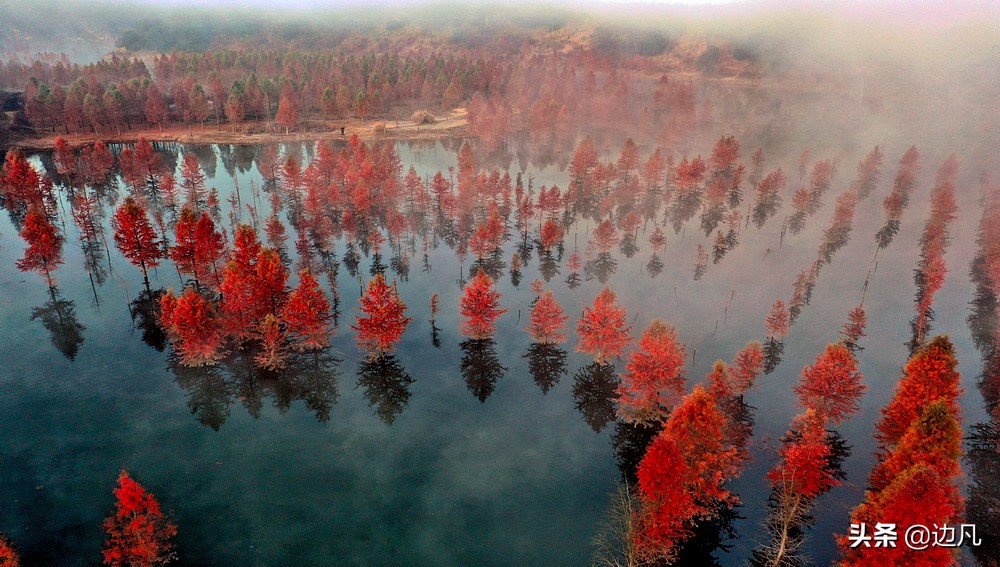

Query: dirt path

[13,108,470,150]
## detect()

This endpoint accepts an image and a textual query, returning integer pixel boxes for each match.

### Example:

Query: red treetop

[112,197,162,279]
[0,536,18,567]
[765,299,790,339]
[17,206,64,284]
[617,319,686,423]
[868,399,962,493]
[727,340,765,395]
[842,465,960,567]
[460,270,507,339]
[876,336,960,449]
[767,409,838,499]
[353,273,412,355]
[102,470,176,567]
[283,270,333,351]
[577,288,631,363]
[635,435,695,560]
[527,289,568,344]
[794,342,866,424]
[160,287,225,366]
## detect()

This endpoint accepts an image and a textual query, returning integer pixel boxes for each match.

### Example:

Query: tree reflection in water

[356,353,413,425]
[130,288,167,352]
[460,338,506,403]
[171,347,341,430]
[31,286,86,360]
[572,361,619,433]
[524,342,568,395]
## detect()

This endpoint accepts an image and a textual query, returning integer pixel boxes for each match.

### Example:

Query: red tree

[255,314,288,371]
[868,399,962,493]
[276,82,299,134]
[794,342,866,423]
[17,206,63,287]
[636,385,740,560]
[460,269,507,339]
[765,299,790,339]
[170,206,224,289]
[112,197,162,286]
[283,270,333,351]
[617,319,686,423]
[353,273,412,355]
[842,465,960,567]
[576,288,631,363]
[526,289,568,344]
[102,471,176,567]
[160,287,224,366]
[767,409,838,499]
[876,336,960,449]
[0,536,18,567]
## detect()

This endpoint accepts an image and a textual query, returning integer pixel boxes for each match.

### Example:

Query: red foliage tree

[255,314,288,371]
[526,289,568,344]
[275,82,299,134]
[17,206,63,286]
[635,435,695,562]
[282,270,333,351]
[353,273,412,355]
[53,136,78,180]
[170,206,224,289]
[875,336,960,449]
[0,536,18,567]
[160,287,224,366]
[636,385,740,560]
[841,304,868,350]
[591,219,621,253]
[794,342,866,424]
[727,340,765,394]
[842,465,960,567]
[1,149,44,206]
[617,319,686,423]
[460,269,507,339]
[102,470,176,567]
[767,409,838,499]
[112,196,162,286]
[765,299,790,340]
[868,399,962,493]
[577,288,631,363]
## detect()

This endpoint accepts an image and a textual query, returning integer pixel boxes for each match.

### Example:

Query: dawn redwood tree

[102,470,176,567]
[767,409,838,500]
[276,82,299,134]
[460,269,507,339]
[875,336,961,451]
[526,289,569,344]
[842,465,960,567]
[634,434,695,563]
[765,299,790,340]
[282,270,333,351]
[170,206,225,289]
[112,197,162,287]
[841,304,868,352]
[160,287,224,366]
[577,288,631,363]
[726,340,766,394]
[794,342,866,423]
[17,206,63,287]
[868,399,962,493]
[617,319,686,424]
[635,385,740,561]
[0,536,18,567]
[179,153,207,207]
[255,314,287,371]
[353,273,412,356]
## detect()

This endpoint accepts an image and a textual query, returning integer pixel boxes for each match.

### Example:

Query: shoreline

[9,108,470,151]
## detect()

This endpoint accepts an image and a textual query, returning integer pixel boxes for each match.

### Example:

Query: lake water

[0,138,993,566]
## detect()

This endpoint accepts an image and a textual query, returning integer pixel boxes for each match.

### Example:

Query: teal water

[0,140,991,565]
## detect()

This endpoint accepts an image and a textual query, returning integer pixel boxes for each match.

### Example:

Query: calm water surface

[0,139,991,565]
